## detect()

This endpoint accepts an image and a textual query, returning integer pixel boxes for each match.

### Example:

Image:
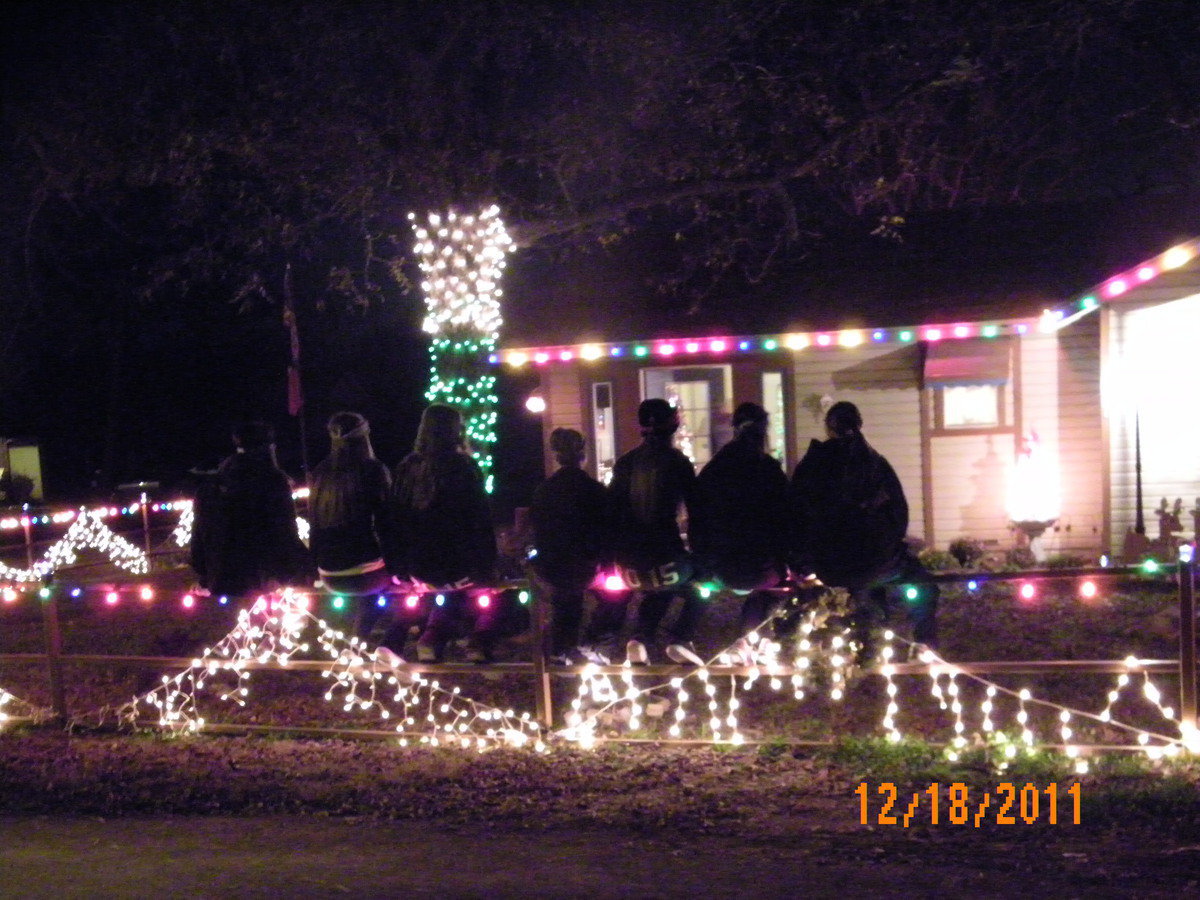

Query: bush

[1043,553,1091,569]
[947,538,986,568]
[1005,547,1037,568]
[919,548,959,571]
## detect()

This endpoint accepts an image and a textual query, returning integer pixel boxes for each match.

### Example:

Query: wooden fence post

[1178,546,1197,738]
[40,582,69,722]
[529,578,554,730]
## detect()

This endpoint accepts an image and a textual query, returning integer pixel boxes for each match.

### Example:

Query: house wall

[1107,292,1200,554]
[1052,316,1105,556]
[926,343,1016,553]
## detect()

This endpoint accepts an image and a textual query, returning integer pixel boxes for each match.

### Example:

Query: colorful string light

[498,239,1200,367]
[410,206,513,493]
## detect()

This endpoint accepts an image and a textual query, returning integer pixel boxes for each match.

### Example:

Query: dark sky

[3,0,1199,508]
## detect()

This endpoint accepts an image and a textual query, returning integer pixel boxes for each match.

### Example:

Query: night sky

[3,0,1198,511]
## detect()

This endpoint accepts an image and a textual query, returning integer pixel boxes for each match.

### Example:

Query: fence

[2,553,1197,743]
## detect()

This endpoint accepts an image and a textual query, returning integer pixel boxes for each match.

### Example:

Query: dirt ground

[3,814,1200,899]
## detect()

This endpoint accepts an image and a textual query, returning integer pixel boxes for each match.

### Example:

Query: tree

[3,0,1199,487]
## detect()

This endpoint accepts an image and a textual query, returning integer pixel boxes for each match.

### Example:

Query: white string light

[114,589,543,751]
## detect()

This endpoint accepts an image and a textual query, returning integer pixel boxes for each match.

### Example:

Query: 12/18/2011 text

[856,782,1081,826]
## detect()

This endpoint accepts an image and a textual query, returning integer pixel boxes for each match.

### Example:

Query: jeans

[844,554,940,655]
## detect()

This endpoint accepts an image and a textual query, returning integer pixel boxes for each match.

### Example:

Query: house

[496,197,1200,561]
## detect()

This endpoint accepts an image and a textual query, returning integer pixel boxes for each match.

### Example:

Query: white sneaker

[665,642,704,666]
[579,645,611,665]
[907,643,934,663]
[625,639,649,665]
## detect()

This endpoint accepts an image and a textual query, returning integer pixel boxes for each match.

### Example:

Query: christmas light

[116,589,544,750]
[500,239,1200,367]
[410,206,513,493]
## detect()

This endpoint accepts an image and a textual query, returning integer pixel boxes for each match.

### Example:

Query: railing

[3,554,1197,739]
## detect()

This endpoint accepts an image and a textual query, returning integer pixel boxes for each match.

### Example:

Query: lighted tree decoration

[409,206,513,491]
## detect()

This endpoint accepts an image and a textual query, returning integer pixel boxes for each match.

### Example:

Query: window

[925,338,1011,432]
[762,372,787,468]
[641,365,732,467]
[591,382,616,484]
[941,384,1001,429]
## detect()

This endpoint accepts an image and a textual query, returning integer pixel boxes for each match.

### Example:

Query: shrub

[947,538,986,568]
[919,548,959,571]
[1043,553,1091,570]
[1005,546,1037,568]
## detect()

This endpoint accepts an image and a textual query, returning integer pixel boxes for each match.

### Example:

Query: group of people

[191,395,939,670]
[529,397,939,667]
[192,404,500,663]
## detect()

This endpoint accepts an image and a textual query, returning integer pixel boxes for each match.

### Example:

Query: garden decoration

[117,589,545,751]
[50,584,1190,766]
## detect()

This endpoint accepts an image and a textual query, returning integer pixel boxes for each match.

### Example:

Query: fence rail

[2,558,1197,736]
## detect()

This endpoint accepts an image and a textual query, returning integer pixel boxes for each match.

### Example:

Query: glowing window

[941,385,1001,429]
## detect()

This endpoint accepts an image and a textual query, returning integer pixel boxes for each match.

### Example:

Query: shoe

[728,637,755,666]
[578,644,611,666]
[548,647,587,666]
[907,643,935,663]
[375,646,405,668]
[666,642,704,666]
[415,642,440,663]
[625,639,649,665]
[465,643,493,664]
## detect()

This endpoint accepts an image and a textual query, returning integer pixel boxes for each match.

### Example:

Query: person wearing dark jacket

[789,401,938,664]
[197,421,312,599]
[607,398,699,665]
[690,402,791,637]
[529,428,615,664]
[387,404,497,662]
[309,412,393,640]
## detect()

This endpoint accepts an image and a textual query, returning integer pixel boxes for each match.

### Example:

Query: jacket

[387,449,496,587]
[198,448,313,596]
[530,464,609,586]
[789,433,908,586]
[309,458,392,573]
[690,433,790,589]
[607,435,696,572]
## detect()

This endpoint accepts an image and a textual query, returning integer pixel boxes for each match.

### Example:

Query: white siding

[1053,316,1105,555]
[542,366,584,476]
[930,433,1012,548]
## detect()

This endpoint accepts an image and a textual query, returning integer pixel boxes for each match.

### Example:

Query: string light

[117,589,544,751]
[502,239,1200,367]
[410,205,513,493]
[0,508,150,583]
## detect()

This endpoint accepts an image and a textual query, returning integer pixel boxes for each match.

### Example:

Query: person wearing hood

[689,402,792,645]
[387,404,497,662]
[199,420,312,599]
[309,412,393,640]
[789,401,939,664]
